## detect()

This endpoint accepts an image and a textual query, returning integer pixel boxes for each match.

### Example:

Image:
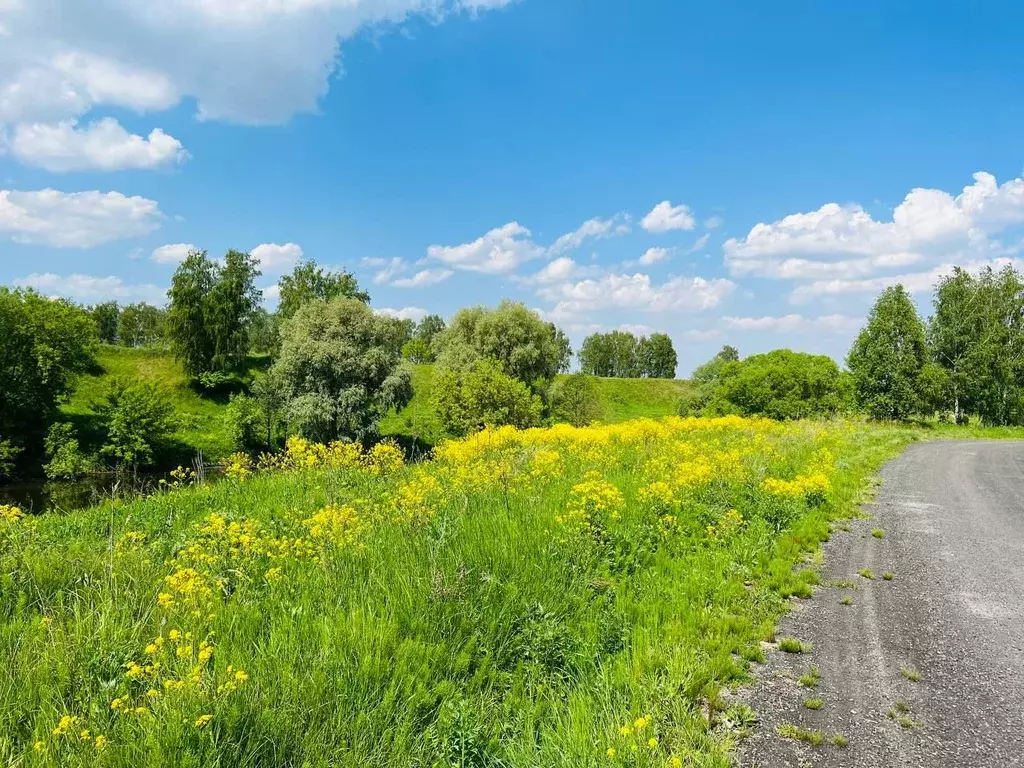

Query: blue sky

[3,0,1024,374]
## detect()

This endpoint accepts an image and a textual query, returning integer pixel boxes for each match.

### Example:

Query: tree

[207,249,262,372]
[435,301,571,389]
[271,297,413,442]
[402,338,433,363]
[91,302,120,343]
[549,373,602,426]
[248,307,280,355]
[96,380,174,468]
[433,359,543,436]
[416,314,446,348]
[119,302,165,347]
[579,331,639,377]
[930,266,1024,425]
[847,285,927,421]
[167,251,218,377]
[638,333,677,378]
[167,250,262,377]
[0,289,97,464]
[704,349,853,420]
[43,422,91,480]
[277,260,369,320]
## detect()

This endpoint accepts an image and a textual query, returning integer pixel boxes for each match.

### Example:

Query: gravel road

[739,440,1024,768]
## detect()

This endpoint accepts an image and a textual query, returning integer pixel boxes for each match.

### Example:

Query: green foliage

[118,302,166,348]
[638,332,678,378]
[167,250,261,378]
[224,393,266,452]
[276,260,369,320]
[435,301,570,389]
[415,314,446,349]
[272,297,413,442]
[0,288,97,461]
[43,422,92,480]
[930,266,1024,425]
[96,379,174,468]
[433,359,543,436]
[578,330,677,378]
[701,349,853,420]
[90,301,120,343]
[247,307,280,355]
[402,337,433,363]
[250,370,288,449]
[847,285,927,421]
[0,439,21,481]
[549,372,601,426]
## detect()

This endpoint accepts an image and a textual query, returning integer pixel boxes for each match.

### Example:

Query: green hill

[67,349,693,462]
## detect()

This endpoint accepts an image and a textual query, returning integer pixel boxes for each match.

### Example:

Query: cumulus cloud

[375,306,428,322]
[8,118,188,172]
[0,1,516,128]
[721,314,862,333]
[0,188,162,247]
[251,242,303,273]
[788,258,1024,304]
[725,172,1024,281]
[427,222,544,274]
[13,272,164,304]
[392,268,453,288]
[539,272,735,321]
[641,201,696,233]
[151,243,196,264]
[638,247,671,266]
[548,214,629,255]
[363,256,406,285]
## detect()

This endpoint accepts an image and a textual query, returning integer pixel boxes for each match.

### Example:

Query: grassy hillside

[62,346,267,464]
[379,365,694,447]
[0,417,917,766]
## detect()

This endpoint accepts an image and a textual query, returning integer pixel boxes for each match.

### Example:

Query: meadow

[0,415,915,767]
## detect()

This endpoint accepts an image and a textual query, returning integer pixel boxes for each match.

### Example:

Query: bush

[97,380,174,468]
[43,422,92,480]
[0,439,21,481]
[550,373,602,426]
[433,359,543,436]
[703,349,853,420]
[224,394,265,452]
[402,338,433,363]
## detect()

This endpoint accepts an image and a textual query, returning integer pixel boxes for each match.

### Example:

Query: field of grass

[61,346,269,465]
[0,416,918,766]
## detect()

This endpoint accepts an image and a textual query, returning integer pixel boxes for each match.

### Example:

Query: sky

[3,0,1024,375]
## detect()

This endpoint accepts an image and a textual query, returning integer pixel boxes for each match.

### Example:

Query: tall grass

[0,417,914,766]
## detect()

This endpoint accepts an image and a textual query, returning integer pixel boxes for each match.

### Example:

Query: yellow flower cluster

[0,503,24,522]
[556,471,624,537]
[762,472,831,499]
[303,504,365,547]
[706,508,745,539]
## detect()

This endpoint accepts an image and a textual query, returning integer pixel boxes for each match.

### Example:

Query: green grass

[61,345,267,463]
[797,665,822,688]
[776,723,823,745]
[900,665,922,682]
[858,568,876,580]
[831,733,848,748]
[0,417,918,766]
[871,528,885,539]
[779,637,812,654]
[803,698,823,710]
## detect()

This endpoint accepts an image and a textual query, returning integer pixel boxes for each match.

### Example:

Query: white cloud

[548,214,629,255]
[427,222,544,274]
[725,172,1024,281]
[392,268,453,288]
[788,258,1024,304]
[251,242,303,273]
[638,247,671,266]
[0,1,516,129]
[151,242,196,264]
[641,201,696,233]
[528,256,579,284]
[680,328,722,341]
[685,233,711,255]
[704,215,723,230]
[721,314,862,333]
[0,188,162,247]
[13,272,164,304]
[375,306,428,322]
[8,118,188,172]
[364,256,406,285]
[618,323,657,336]
[262,283,281,306]
[540,272,735,321]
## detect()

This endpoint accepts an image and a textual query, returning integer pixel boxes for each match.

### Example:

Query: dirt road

[741,441,1024,767]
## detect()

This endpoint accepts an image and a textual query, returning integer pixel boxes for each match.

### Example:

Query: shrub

[224,394,265,452]
[43,423,92,480]
[550,373,602,426]
[97,380,174,468]
[704,349,853,420]
[433,359,543,436]
[402,338,433,363]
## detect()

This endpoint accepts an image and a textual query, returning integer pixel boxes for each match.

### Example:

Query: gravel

[738,440,1024,767]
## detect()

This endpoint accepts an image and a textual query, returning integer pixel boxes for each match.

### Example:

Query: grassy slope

[62,346,266,463]
[379,365,695,446]
[0,417,919,766]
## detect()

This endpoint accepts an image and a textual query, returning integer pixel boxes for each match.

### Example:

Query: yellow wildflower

[94,735,108,750]
[195,714,213,729]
